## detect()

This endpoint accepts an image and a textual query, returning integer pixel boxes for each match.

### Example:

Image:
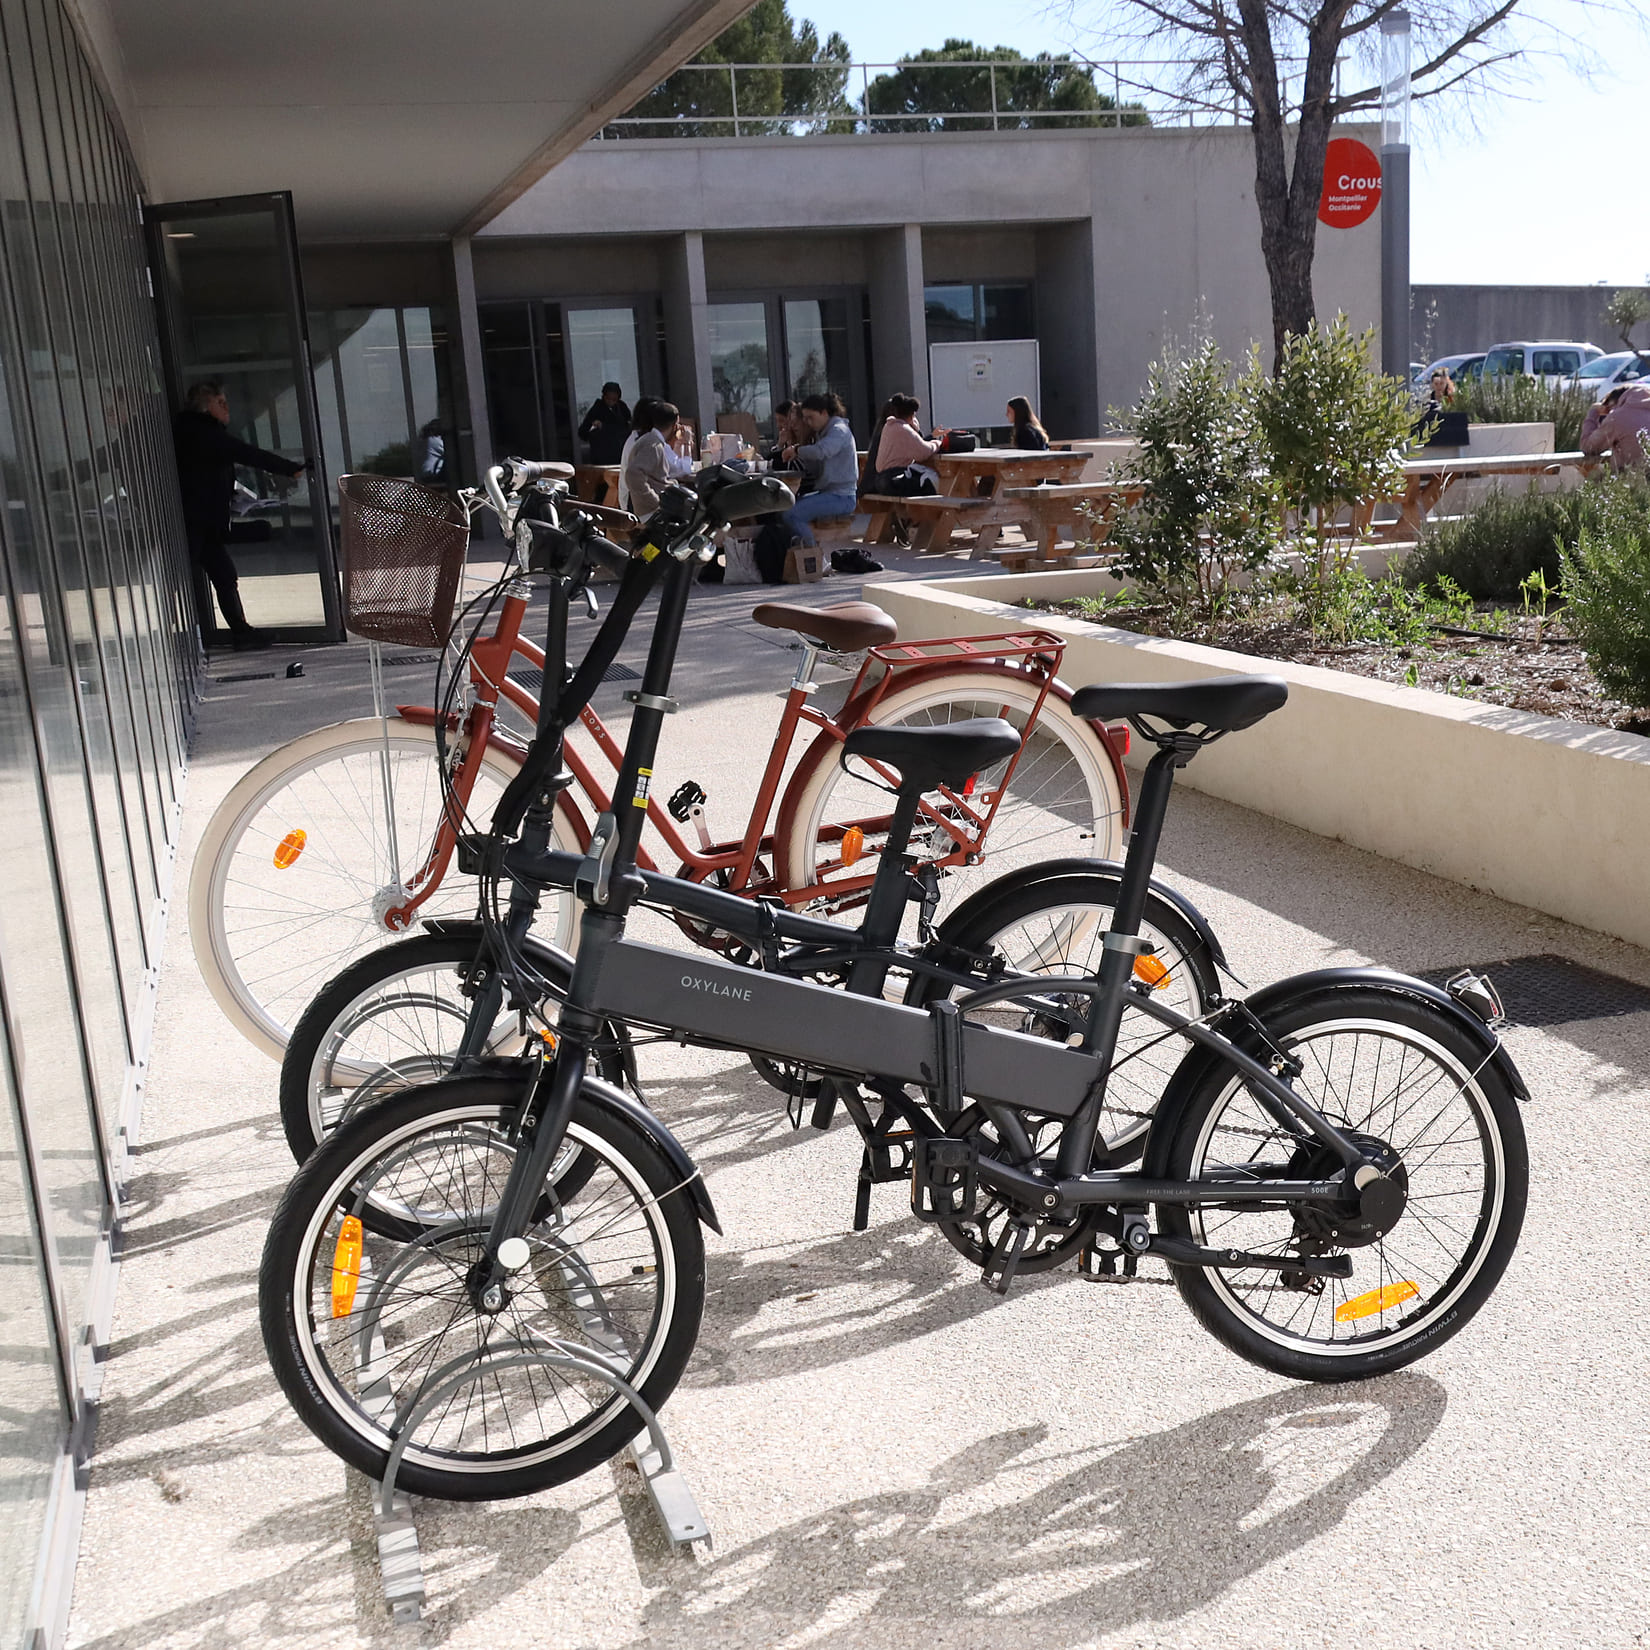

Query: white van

[1481,341,1603,381]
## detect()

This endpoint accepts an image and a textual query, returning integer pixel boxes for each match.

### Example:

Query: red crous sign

[1318,138,1383,228]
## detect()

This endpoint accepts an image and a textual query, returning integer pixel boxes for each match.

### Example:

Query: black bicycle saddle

[841,717,1021,790]
[1071,675,1288,733]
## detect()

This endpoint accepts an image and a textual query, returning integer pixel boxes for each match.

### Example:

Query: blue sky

[805,0,1650,289]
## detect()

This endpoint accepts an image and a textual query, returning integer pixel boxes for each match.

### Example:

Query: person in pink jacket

[1580,382,1650,471]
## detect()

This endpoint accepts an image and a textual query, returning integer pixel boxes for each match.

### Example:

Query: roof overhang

[75,0,754,239]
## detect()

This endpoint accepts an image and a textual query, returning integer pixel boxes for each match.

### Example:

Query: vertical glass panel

[565,307,639,450]
[0,1014,67,1650]
[982,283,1034,340]
[153,205,329,631]
[783,297,852,407]
[306,309,349,492]
[327,307,407,474]
[923,284,977,346]
[402,306,453,482]
[479,302,543,459]
[708,301,772,433]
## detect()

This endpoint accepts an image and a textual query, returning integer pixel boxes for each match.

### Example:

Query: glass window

[783,297,853,408]
[1483,347,1524,377]
[1575,354,1625,380]
[708,301,772,432]
[480,302,545,461]
[566,307,640,442]
[982,284,1034,340]
[923,285,976,346]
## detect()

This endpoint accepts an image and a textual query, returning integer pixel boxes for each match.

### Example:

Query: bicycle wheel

[780,670,1123,927]
[910,872,1219,1270]
[190,715,581,1061]
[279,930,627,1166]
[1159,988,1527,1382]
[260,1075,705,1501]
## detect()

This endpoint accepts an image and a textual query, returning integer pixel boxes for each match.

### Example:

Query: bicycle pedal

[910,1136,978,1224]
[1078,1241,1138,1284]
[980,1218,1034,1296]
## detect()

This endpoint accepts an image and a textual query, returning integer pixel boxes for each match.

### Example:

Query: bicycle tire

[1158,987,1527,1382]
[778,670,1124,927]
[189,715,580,1061]
[908,871,1218,1270]
[260,1075,705,1501]
[279,929,627,1166]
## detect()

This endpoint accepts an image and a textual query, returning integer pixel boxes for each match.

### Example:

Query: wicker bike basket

[337,473,471,647]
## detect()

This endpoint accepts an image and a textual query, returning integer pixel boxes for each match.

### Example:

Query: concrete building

[0,2,1387,1642]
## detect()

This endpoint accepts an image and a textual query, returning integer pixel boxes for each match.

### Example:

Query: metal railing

[595,57,1343,140]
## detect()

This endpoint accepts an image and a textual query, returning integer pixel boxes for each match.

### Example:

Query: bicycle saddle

[842,717,1020,790]
[751,601,897,652]
[1071,674,1288,733]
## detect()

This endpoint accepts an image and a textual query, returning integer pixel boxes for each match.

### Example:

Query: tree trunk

[1239,1,1348,369]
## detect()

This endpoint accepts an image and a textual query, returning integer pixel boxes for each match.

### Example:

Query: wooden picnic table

[572,464,621,507]
[882,447,1092,555]
[998,481,1146,564]
[1360,450,1593,541]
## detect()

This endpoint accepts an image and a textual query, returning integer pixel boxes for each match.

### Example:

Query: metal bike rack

[352,1249,710,1626]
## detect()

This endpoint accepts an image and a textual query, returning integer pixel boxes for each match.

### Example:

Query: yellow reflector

[273,828,307,870]
[331,1215,363,1319]
[840,825,865,868]
[1334,1280,1419,1323]
[1133,953,1171,990]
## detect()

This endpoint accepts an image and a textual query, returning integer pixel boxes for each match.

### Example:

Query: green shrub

[1102,336,1278,630]
[1453,372,1592,452]
[1560,480,1650,707]
[1251,317,1412,586]
[1401,486,1580,599]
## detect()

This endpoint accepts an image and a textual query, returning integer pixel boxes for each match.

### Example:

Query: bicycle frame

[384,572,1112,929]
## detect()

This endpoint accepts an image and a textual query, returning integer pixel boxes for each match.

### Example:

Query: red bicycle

[190,467,1129,1058]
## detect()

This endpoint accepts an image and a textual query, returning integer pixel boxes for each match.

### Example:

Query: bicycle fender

[1137,968,1529,1182]
[582,1075,722,1236]
[935,856,1233,979]
[418,917,575,974]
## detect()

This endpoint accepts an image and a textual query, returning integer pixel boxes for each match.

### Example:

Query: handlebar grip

[583,531,629,575]
[505,457,576,486]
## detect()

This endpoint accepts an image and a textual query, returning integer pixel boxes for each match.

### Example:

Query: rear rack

[865,629,1066,670]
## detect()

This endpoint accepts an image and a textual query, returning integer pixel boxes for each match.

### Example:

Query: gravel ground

[66,557,1650,1650]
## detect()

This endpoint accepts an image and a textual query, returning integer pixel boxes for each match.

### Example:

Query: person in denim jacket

[779,393,858,545]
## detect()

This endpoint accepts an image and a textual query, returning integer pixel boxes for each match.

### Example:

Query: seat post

[845,783,926,996]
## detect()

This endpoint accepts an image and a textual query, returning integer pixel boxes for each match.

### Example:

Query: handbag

[723,535,761,584]
[883,466,936,497]
[940,431,978,454]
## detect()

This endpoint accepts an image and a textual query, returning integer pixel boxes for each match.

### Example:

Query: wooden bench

[997,482,1145,568]
[859,494,912,545]
[885,493,999,553]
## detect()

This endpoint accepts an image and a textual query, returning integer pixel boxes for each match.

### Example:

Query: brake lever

[580,586,599,619]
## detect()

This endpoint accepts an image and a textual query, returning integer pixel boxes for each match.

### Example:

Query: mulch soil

[1033,602,1650,738]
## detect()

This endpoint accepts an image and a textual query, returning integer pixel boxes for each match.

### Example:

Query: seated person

[777,393,858,546]
[623,400,685,516]
[618,396,691,511]
[1581,383,1650,471]
[766,400,807,466]
[1007,395,1050,451]
[870,393,944,495]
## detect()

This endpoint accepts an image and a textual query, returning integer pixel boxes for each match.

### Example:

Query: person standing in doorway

[1006,395,1050,450]
[173,380,305,651]
[578,381,631,466]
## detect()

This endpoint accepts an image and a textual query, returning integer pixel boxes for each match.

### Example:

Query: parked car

[1481,341,1603,381]
[1561,350,1650,395]
[1415,352,1487,393]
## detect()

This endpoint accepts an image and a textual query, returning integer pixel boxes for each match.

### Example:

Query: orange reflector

[1133,954,1171,991]
[840,825,865,867]
[273,828,307,870]
[331,1215,363,1319]
[962,773,978,797]
[1333,1280,1419,1323]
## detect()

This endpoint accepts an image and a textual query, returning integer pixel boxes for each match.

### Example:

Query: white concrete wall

[867,576,1650,952]
[482,126,1384,420]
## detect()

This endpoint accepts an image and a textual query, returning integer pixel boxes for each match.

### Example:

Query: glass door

[145,192,342,640]
[707,300,774,437]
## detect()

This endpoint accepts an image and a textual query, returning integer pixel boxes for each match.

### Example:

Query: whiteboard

[927,340,1041,432]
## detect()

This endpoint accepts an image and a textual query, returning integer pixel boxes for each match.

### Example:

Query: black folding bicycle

[261,464,1529,1503]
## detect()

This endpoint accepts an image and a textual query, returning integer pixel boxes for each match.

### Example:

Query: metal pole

[1379,10,1413,379]
[989,63,998,131]
[730,63,739,138]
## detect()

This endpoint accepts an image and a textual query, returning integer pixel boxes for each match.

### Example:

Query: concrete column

[450,234,493,478]
[868,224,928,410]
[662,231,714,432]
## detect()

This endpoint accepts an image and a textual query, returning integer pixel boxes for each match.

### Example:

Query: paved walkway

[67,551,1650,1649]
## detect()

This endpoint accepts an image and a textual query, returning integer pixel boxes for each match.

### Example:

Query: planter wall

[869,574,1650,951]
